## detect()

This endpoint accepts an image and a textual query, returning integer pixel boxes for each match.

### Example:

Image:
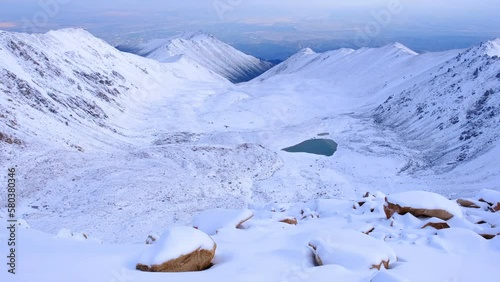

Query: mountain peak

[45,27,91,37]
[484,38,500,57]
[387,42,418,55]
[299,47,316,55]
[136,31,273,83]
[177,30,215,41]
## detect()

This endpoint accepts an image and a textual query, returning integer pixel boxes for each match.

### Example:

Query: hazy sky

[1,0,499,59]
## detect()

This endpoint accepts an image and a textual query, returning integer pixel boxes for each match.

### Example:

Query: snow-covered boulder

[136,226,216,272]
[384,191,462,220]
[193,208,253,235]
[477,189,500,212]
[308,230,397,271]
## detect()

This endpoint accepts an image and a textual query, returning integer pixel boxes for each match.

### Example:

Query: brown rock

[279,218,298,225]
[456,199,480,209]
[236,214,253,229]
[136,245,216,272]
[478,198,492,205]
[493,203,500,212]
[384,202,454,220]
[480,234,496,240]
[364,227,375,235]
[371,260,391,270]
[422,222,450,230]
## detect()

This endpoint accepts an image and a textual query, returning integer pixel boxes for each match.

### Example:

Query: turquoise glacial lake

[282,139,338,157]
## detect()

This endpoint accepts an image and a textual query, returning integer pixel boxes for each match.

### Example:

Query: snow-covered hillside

[0,28,227,150]
[134,32,274,83]
[374,39,500,172]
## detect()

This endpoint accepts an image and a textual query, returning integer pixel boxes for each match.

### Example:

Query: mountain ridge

[134,31,274,83]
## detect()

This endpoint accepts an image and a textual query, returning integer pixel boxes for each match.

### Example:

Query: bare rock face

[136,226,216,273]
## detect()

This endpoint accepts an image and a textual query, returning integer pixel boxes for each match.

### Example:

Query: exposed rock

[422,222,451,230]
[477,189,500,212]
[364,227,375,235]
[146,234,158,245]
[493,203,500,212]
[384,201,454,221]
[279,218,298,225]
[136,247,215,272]
[371,260,391,270]
[456,199,480,208]
[479,234,496,240]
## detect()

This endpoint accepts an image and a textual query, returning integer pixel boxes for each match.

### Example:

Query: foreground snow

[1,191,499,282]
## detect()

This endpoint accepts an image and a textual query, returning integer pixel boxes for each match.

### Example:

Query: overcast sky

[1,0,499,59]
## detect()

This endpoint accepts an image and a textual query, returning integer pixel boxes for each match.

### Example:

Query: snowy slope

[135,32,274,83]
[257,47,354,80]
[0,28,227,151]
[374,39,500,172]
[0,28,280,244]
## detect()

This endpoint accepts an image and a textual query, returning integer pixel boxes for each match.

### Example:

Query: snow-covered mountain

[255,41,500,173]
[0,28,227,150]
[134,32,274,83]
[374,39,500,172]
[1,28,499,254]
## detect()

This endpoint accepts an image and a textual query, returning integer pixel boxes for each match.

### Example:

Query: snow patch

[193,209,253,235]
[309,229,397,270]
[485,38,500,57]
[476,189,500,204]
[390,42,419,56]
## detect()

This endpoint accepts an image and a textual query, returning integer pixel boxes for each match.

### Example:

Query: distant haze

[1,0,499,59]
